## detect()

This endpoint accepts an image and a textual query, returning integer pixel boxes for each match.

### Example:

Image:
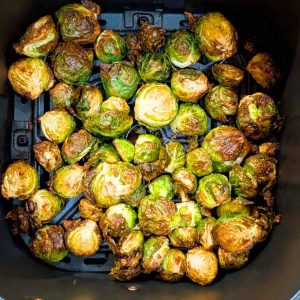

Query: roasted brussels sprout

[259,142,278,156]
[100,96,130,114]
[186,246,218,286]
[160,249,186,282]
[134,83,178,129]
[237,92,283,141]
[218,247,249,270]
[49,83,75,109]
[137,52,171,83]
[194,12,238,62]
[212,64,244,87]
[175,201,202,227]
[79,198,101,222]
[171,69,209,103]
[56,1,100,44]
[39,109,76,143]
[246,52,280,89]
[61,129,97,164]
[142,236,169,273]
[52,42,93,85]
[186,148,213,177]
[138,195,177,235]
[100,62,140,100]
[164,142,186,173]
[33,141,63,173]
[64,219,101,256]
[1,161,38,200]
[110,259,142,282]
[196,173,231,209]
[165,30,200,68]
[13,15,58,57]
[100,203,137,238]
[8,58,54,100]
[112,139,135,163]
[204,85,238,122]
[75,85,103,121]
[95,30,126,63]
[123,184,146,207]
[148,175,174,200]
[202,125,250,172]
[197,217,216,250]
[53,164,85,198]
[83,162,142,208]
[169,227,198,248]
[173,167,197,194]
[30,225,68,262]
[115,230,144,257]
[216,197,252,217]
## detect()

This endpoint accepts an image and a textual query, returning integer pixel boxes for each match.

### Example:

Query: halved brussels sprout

[56,1,100,44]
[64,219,101,256]
[196,173,231,209]
[134,83,178,129]
[186,246,218,286]
[164,142,186,174]
[123,184,146,207]
[216,197,252,217]
[1,161,38,200]
[212,64,244,87]
[115,230,144,257]
[237,92,283,140]
[246,53,280,89]
[100,96,130,114]
[148,175,174,200]
[137,52,171,83]
[175,201,202,227]
[197,217,216,250]
[204,85,238,122]
[30,225,68,262]
[13,15,58,57]
[61,129,97,164]
[112,139,135,163]
[49,83,75,109]
[95,30,126,63]
[186,148,213,177]
[194,12,238,62]
[33,141,63,173]
[169,227,198,248]
[79,198,101,222]
[160,249,186,282]
[100,62,140,100]
[165,30,200,68]
[39,109,76,143]
[202,125,250,172]
[170,103,208,136]
[53,164,85,198]
[172,167,197,194]
[8,58,54,100]
[171,69,209,103]
[218,247,249,270]
[52,42,93,85]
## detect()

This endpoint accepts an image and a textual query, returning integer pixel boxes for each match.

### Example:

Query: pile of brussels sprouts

[2,0,283,286]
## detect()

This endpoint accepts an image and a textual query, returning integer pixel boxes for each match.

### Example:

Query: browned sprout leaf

[79,198,101,222]
[184,12,200,32]
[5,206,31,235]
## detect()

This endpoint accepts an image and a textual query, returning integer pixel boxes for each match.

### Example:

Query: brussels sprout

[171,69,209,103]
[134,83,178,129]
[170,103,208,136]
[218,247,249,270]
[100,97,130,114]
[186,246,218,286]
[75,85,103,121]
[83,162,142,208]
[213,213,265,253]
[202,125,250,172]
[175,201,202,227]
[52,42,93,85]
[53,164,85,198]
[197,217,216,250]
[56,1,100,44]
[100,203,137,238]
[194,12,238,62]
[164,142,186,173]
[33,141,63,173]
[212,64,244,87]
[142,236,169,273]
[160,249,186,282]
[110,259,142,282]
[61,129,97,164]
[123,184,146,207]
[259,142,278,156]
[169,227,197,248]
[204,85,238,122]
[196,173,231,209]
[116,230,144,257]
[216,197,252,217]
[1,161,38,200]
[112,139,135,163]
[138,195,177,235]
[39,109,76,143]
[95,30,126,63]
[8,58,54,100]
[186,148,213,177]
[246,52,280,89]
[27,189,63,224]
[100,62,140,100]
[79,198,101,222]
[237,92,283,141]
[13,15,58,57]
[64,219,101,256]
[30,225,68,262]
[49,83,75,109]
[165,30,200,68]
[148,175,174,200]
[172,167,197,194]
